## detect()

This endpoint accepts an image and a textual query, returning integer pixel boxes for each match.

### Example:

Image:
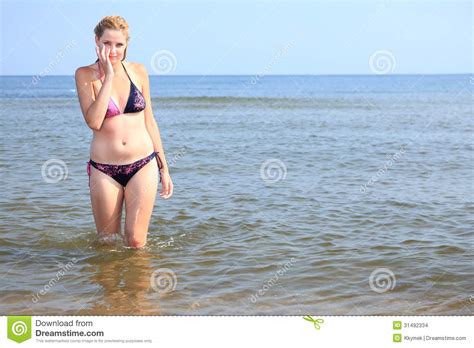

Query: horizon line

[0,73,472,77]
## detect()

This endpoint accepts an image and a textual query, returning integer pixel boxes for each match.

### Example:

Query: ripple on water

[433,245,466,255]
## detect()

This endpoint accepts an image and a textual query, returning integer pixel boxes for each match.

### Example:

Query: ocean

[0,74,472,315]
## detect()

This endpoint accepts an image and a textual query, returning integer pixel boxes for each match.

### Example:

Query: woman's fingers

[101,44,106,62]
[160,184,168,197]
[98,43,103,63]
[160,179,173,199]
[160,183,167,198]
[96,44,102,62]
[95,45,104,78]
[95,45,102,63]
[105,46,111,63]
[104,46,108,63]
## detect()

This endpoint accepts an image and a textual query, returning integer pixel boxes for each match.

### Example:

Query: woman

[75,16,173,248]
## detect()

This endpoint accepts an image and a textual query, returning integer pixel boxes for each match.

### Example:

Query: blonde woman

[75,16,173,248]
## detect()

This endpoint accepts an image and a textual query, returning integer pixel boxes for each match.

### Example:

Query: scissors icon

[303,315,324,330]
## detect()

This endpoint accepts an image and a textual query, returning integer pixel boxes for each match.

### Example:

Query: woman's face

[95,29,127,62]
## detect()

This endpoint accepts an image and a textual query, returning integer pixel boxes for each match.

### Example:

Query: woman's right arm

[75,67,112,131]
[75,44,114,131]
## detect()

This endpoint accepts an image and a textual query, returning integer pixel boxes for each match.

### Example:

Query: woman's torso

[88,61,153,164]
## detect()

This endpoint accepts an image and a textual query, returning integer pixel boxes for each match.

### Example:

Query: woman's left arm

[139,63,173,199]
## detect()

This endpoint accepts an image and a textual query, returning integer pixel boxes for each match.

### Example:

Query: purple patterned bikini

[88,152,163,187]
[86,62,163,187]
[102,61,146,117]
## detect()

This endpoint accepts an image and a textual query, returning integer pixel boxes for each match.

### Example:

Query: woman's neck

[112,61,124,73]
[97,61,125,79]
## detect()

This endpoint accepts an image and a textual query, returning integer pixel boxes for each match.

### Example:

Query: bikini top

[98,61,146,118]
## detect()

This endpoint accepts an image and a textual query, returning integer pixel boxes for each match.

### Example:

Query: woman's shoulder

[75,63,98,81]
[123,61,148,76]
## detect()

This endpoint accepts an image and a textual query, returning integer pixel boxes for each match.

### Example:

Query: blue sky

[0,0,471,75]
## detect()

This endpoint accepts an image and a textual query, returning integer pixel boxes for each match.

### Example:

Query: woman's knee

[124,233,147,248]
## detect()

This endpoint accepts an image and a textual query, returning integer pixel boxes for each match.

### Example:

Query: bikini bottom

[87,152,162,187]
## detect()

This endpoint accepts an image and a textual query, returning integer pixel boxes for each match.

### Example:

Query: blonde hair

[94,16,130,61]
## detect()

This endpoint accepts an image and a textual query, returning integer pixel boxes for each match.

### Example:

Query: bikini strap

[121,61,133,83]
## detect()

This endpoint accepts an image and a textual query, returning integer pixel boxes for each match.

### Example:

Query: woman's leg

[123,159,158,248]
[89,165,124,244]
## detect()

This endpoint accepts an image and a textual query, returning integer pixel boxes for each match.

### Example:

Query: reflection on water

[82,249,161,315]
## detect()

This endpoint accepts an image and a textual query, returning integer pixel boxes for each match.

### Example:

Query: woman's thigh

[89,166,124,235]
[124,159,158,245]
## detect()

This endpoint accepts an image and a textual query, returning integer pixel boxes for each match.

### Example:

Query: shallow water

[1,74,473,315]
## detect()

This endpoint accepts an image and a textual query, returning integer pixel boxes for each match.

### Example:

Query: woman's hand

[160,171,174,199]
[95,43,114,79]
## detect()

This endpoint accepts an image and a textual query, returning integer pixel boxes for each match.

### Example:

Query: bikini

[86,61,163,187]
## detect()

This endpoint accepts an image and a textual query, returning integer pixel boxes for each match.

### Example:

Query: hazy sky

[0,0,472,75]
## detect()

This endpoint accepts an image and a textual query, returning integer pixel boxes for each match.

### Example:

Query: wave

[153,96,379,109]
[0,94,383,109]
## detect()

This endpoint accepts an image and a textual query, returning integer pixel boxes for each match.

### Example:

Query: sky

[0,0,472,75]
